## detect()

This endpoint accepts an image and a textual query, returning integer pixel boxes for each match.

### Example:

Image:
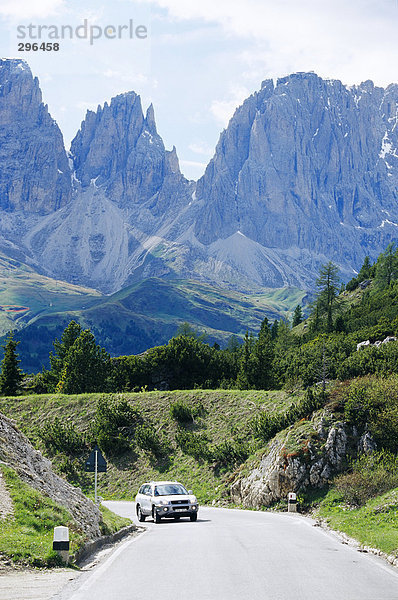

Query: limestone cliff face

[191,73,398,287]
[0,62,397,293]
[23,92,194,292]
[70,94,192,219]
[0,59,71,214]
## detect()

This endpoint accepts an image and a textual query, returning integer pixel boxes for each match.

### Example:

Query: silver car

[135,480,199,523]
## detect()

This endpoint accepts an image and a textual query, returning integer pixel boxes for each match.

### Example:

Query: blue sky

[1,0,397,180]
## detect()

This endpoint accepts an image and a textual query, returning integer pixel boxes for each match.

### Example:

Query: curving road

[60,502,398,600]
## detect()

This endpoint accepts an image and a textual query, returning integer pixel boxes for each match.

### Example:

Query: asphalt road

[60,502,398,600]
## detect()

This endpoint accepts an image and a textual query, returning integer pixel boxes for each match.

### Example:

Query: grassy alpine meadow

[0,389,300,503]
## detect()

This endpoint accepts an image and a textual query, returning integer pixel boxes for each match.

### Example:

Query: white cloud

[0,0,65,19]
[210,85,251,127]
[103,68,148,86]
[76,101,99,113]
[140,0,398,86]
[188,142,214,156]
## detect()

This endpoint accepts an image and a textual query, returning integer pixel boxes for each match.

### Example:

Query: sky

[0,0,397,180]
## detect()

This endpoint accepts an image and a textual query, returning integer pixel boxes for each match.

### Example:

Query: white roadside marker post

[53,526,69,564]
[288,492,297,513]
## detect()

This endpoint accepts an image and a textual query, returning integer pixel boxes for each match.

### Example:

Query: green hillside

[0,255,307,372]
[0,389,299,503]
[0,253,101,336]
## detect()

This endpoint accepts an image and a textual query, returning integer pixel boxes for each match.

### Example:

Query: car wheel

[137,505,146,522]
[153,508,161,523]
[190,513,197,522]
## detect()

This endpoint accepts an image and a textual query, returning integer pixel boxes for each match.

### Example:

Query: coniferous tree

[314,261,340,332]
[292,305,303,327]
[40,321,83,391]
[358,256,372,281]
[237,331,254,389]
[270,320,279,340]
[0,332,23,396]
[375,243,398,288]
[252,318,274,389]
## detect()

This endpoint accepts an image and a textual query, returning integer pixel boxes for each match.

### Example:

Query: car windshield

[154,484,188,496]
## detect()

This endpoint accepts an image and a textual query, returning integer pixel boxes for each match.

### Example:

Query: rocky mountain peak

[0,59,71,214]
[145,103,157,134]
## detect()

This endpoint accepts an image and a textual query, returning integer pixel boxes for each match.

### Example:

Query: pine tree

[375,243,398,288]
[252,318,274,389]
[0,332,23,396]
[358,256,372,281]
[315,261,340,332]
[270,320,279,340]
[292,305,303,327]
[237,331,254,389]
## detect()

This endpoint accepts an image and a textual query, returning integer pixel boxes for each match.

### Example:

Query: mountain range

[1,58,397,296]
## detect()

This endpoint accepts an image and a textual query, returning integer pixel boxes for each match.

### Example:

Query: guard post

[288,492,297,513]
[53,526,69,564]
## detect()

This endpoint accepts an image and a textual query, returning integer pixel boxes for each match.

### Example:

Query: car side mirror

[188,490,193,495]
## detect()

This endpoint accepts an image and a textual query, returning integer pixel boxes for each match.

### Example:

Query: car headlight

[157,499,169,506]
[190,497,197,504]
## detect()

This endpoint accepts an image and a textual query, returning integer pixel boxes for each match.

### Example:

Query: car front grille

[171,500,187,505]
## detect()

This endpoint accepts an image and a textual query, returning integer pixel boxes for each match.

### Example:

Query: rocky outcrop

[357,336,397,351]
[0,59,71,215]
[0,468,13,520]
[0,413,101,540]
[230,410,373,508]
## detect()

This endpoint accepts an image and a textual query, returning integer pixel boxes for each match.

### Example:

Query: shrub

[210,439,249,468]
[334,450,398,506]
[175,430,210,460]
[135,424,168,457]
[38,417,86,455]
[91,395,141,456]
[169,400,204,425]
[251,388,325,443]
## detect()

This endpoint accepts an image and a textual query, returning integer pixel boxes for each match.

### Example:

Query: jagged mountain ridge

[0,59,397,293]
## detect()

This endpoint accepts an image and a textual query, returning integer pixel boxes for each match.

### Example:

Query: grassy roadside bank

[315,487,398,558]
[0,465,131,568]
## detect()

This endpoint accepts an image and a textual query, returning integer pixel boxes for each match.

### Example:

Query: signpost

[85,445,107,504]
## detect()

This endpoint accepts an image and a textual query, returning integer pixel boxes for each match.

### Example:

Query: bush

[339,376,398,452]
[334,450,398,506]
[169,400,204,424]
[135,424,168,457]
[38,417,86,455]
[210,439,249,468]
[175,430,210,460]
[91,395,141,456]
[251,388,325,443]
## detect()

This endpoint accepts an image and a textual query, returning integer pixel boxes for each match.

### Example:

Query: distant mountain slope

[1,268,306,372]
[0,252,101,336]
